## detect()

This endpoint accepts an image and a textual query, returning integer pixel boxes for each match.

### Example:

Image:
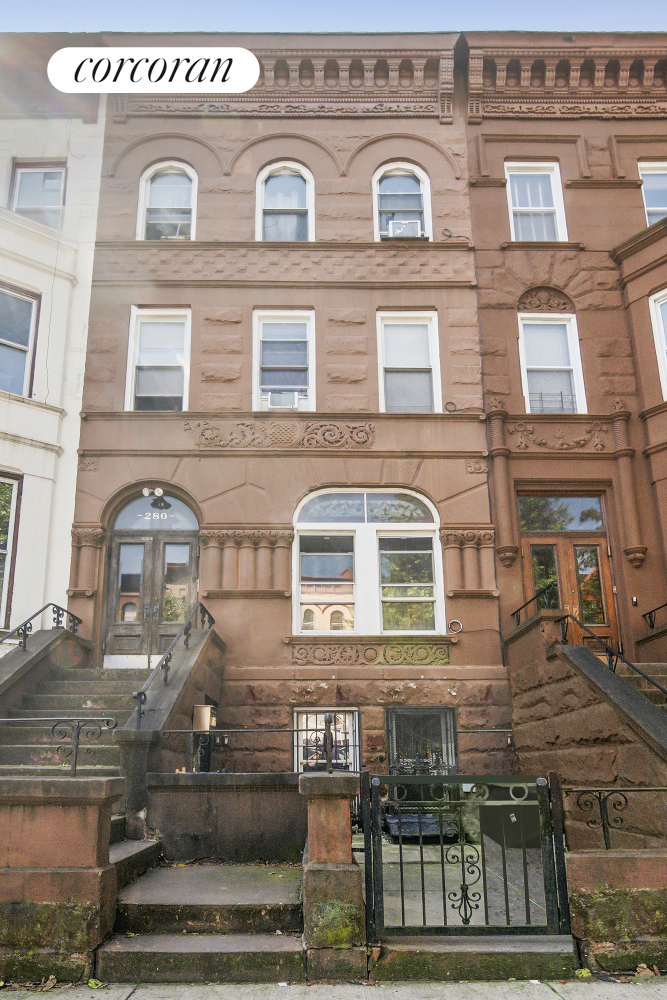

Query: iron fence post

[361,770,375,943]
[547,772,571,934]
[536,777,560,934]
[324,712,333,774]
[370,776,384,936]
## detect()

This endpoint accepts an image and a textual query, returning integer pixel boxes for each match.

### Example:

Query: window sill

[501,240,585,250]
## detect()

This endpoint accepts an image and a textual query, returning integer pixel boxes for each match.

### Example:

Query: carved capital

[624,545,647,568]
[71,526,105,548]
[199,530,222,547]
[486,396,508,416]
[496,545,519,568]
[267,529,295,547]
[440,528,495,548]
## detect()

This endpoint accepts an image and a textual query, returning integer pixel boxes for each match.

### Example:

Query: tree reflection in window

[518,496,603,532]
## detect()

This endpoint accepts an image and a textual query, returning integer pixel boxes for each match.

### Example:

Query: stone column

[461,531,481,590]
[441,530,462,593]
[73,527,104,593]
[238,532,257,589]
[487,401,519,567]
[299,773,366,978]
[200,530,222,593]
[256,532,273,589]
[479,530,498,592]
[611,401,647,567]
[271,530,294,592]
[221,531,239,590]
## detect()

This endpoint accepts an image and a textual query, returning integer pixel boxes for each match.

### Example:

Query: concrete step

[113,863,303,936]
[95,933,306,983]
[0,743,120,766]
[37,680,140,695]
[369,935,577,982]
[0,725,118,745]
[21,694,136,711]
[0,764,120,777]
[110,840,162,889]
[6,708,134,725]
[110,814,125,845]
[50,668,152,683]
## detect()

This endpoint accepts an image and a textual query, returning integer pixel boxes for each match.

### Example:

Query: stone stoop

[95,863,307,983]
[369,935,577,981]
[616,662,667,709]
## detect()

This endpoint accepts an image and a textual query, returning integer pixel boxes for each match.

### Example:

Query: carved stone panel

[184,419,375,450]
[506,421,609,452]
[290,638,451,666]
[517,287,575,313]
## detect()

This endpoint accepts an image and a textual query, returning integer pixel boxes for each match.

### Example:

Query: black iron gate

[360,772,570,940]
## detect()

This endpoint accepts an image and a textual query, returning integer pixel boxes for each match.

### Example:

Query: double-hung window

[649,288,667,399]
[293,710,360,773]
[639,163,667,227]
[0,286,37,398]
[137,162,196,241]
[377,312,441,413]
[295,489,444,635]
[11,165,65,229]
[253,310,314,411]
[256,162,314,242]
[125,308,190,412]
[505,163,568,242]
[0,476,19,628]
[518,314,586,414]
[372,163,432,240]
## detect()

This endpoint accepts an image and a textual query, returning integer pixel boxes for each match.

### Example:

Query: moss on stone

[0,948,91,983]
[304,901,365,949]
[0,902,103,951]
[570,888,667,940]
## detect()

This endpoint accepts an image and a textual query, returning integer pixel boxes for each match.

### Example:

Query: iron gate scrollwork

[360,772,570,940]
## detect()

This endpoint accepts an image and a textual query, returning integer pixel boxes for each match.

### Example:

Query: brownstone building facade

[67,30,667,776]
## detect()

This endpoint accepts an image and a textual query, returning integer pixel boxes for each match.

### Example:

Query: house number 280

[144,512,169,519]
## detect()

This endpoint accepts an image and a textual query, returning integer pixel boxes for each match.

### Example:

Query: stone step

[50,668,152,683]
[6,708,134,725]
[0,724,118,745]
[110,814,125,845]
[369,935,577,982]
[36,680,140,695]
[110,840,162,889]
[0,743,120,766]
[95,933,306,983]
[21,693,136,710]
[0,764,120,777]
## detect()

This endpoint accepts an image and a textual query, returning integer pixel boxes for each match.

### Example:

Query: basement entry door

[104,494,199,660]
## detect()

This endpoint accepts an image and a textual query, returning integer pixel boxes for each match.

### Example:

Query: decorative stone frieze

[183,419,375,450]
[200,528,294,591]
[506,421,609,452]
[77,456,98,472]
[466,457,488,474]
[289,637,452,666]
[517,287,575,313]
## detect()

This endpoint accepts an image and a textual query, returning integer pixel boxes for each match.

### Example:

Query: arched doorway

[104,492,199,663]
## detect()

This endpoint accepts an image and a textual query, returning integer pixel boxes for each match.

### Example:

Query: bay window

[0,286,37,398]
[649,288,667,399]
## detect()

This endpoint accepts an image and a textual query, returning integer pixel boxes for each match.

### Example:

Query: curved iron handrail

[132,601,215,728]
[0,603,82,650]
[642,601,667,630]
[510,582,559,627]
[556,613,667,702]
[0,716,116,775]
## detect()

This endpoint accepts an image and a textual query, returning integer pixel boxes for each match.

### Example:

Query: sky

[2,0,667,34]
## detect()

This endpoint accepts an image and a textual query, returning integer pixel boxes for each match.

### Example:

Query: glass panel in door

[117,544,144,623]
[574,545,606,625]
[163,543,190,622]
[529,544,560,609]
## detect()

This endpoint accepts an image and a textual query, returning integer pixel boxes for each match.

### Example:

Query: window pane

[300,536,354,632]
[163,543,190,622]
[379,174,421,193]
[388,708,457,775]
[137,322,185,366]
[145,209,191,240]
[263,212,308,241]
[523,324,570,367]
[642,172,667,209]
[382,601,435,630]
[148,172,192,208]
[648,210,667,226]
[0,481,13,552]
[385,370,433,412]
[260,369,308,390]
[575,545,606,625]
[510,173,555,209]
[384,325,430,367]
[114,495,199,530]
[0,344,27,395]
[367,494,433,523]
[298,493,365,522]
[117,544,143,621]
[0,289,33,348]
[380,552,433,585]
[513,212,557,241]
[295,711,358,772]
[261,340,307,367]
[530,545,560,608]
[661,301,667,343]
[527,370,575,413]
[264,173,307,209]
[518,496,603,532]
[262,323,308,341]
[136,368,184,396]
[16,170,63,207]
[378,193,423,211]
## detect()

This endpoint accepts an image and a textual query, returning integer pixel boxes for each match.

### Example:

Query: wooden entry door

[105,532,199,659]
[521,534,619,651]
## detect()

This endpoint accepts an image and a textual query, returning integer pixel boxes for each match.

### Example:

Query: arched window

[256,161,315,242]
[121,602,138,622]
[294,489,444,635]
[137,162,197,241]
[372,163,432,241]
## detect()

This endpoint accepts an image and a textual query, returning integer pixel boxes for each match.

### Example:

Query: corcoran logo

[47,47,260,93]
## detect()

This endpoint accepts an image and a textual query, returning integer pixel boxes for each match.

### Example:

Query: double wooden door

[105,531,199,660]
[521,533,619,651]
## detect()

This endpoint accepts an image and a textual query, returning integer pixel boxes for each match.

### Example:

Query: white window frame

[376,311,442,414]
[136,161,198,241]
[255,161,315,242]
[649,288,667,400]
[639,162,667,229]
[252,309,316,412]
[504,162,568,242]
[0,475,19,627]
[372,162,433,241]
[518,312,587,415]
[124,306,192,412]
[292,709,360,773]
[292,487,445,636]
[0,285,37,399]
[11,164,66,230]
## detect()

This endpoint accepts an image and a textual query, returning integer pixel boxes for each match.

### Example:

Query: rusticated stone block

[325,336,367,355]
[201,307,243,324]
[199,363,242,382]
[85,363,116,382]
[596,357,635,376]
[326,365,368,383]
[482,355,509,375]
[483,375,510,394]
[595,339,633,358]
[201,333,243,354]
[600,376,637,394]
[481,337,508,357]
[324,309,366,325]
[447,307,478,327]
[328,394,370,411]
[198,392,242,410]
[449,336,480,355]
[451,364,482,384]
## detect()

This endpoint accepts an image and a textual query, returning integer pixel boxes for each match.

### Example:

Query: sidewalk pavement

[5,981,667,1000]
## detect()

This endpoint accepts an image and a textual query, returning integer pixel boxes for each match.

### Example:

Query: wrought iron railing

[0,716,116,775]
[642,601,667,630]
[0,603,82,650]
[563,786,667,850]
[132,601,215,729]
[510,582,559,627]
[556,613,667,702]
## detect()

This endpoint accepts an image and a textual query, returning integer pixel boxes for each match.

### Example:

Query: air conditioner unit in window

[260,392,302,410]
[388,220,421,238]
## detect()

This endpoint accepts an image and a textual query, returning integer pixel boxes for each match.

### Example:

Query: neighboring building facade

[69,32,511,775]
[0,34,105,633]
[462,32,667,663]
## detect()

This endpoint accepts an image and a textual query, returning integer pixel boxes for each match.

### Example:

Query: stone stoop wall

[504,609,667,850]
